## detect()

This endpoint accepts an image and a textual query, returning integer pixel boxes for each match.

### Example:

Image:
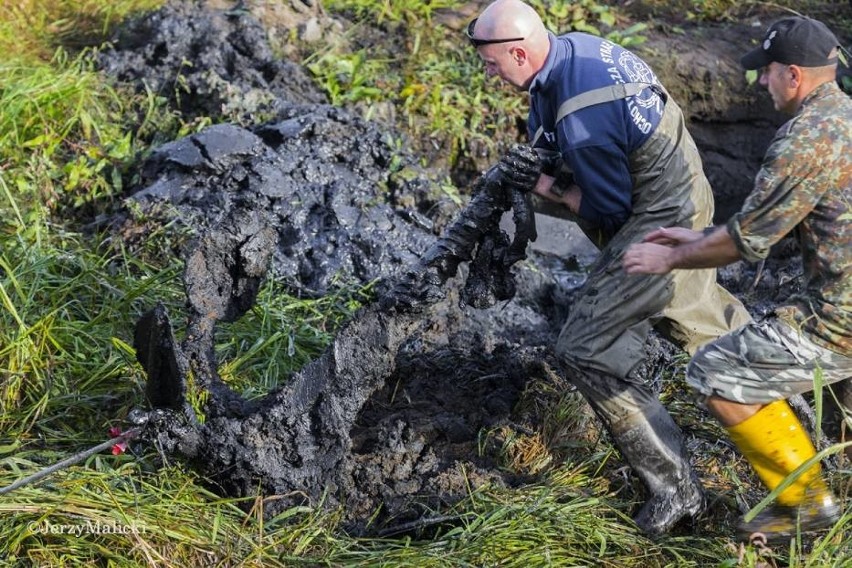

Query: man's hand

[497,144,541,192]
[624,225,738,274]
[533,177,582,215]
[623,227,702,274]
[639,226,704,246]
[622,242,677,274]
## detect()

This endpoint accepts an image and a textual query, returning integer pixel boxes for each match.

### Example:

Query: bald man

[467,0,752,536]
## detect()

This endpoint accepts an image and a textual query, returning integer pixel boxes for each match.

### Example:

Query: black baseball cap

[741,16,840,70]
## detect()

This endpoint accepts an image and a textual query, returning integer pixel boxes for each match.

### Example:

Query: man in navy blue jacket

[468,0,752,536]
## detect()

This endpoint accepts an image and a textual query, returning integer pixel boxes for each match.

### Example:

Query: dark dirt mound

[97,0,326,123]
[636,23,785,221]
[622,2,852,219]
[97,0,840,536]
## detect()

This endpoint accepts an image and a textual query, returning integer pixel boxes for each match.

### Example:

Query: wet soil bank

[97,0,846,534]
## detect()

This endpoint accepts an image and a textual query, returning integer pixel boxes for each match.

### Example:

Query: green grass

[0,0,849,566]
[0,229,181,435]
[216,279,374,400]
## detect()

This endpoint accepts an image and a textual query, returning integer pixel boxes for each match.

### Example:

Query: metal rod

[0,427,141,496]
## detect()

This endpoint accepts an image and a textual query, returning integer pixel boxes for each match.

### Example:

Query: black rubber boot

[611,403,706,537]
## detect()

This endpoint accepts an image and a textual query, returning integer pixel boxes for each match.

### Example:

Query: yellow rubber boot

[728,400,827,505]
[726,399,839,542]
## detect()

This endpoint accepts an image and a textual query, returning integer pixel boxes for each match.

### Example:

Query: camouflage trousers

[686,315,852,405]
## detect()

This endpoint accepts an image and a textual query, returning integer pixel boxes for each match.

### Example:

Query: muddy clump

[101,1,587,533]
[123,108,444,296]
[122,109,577,531]
[98,0,327,123]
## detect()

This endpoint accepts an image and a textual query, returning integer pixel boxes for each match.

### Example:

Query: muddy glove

[535,148,563,177]
[497,144,541,193]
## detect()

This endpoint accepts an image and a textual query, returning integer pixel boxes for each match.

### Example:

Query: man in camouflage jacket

[623,16,851,542]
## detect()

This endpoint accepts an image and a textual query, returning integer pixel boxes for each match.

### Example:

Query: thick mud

[97,0,326,122]
[121,101,584,530]
[100,1,844,534]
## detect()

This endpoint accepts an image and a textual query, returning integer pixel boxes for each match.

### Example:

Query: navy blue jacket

[528,32,664,235]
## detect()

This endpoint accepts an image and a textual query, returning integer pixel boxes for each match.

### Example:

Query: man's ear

[788,64,803,88]
[510,46,527,65]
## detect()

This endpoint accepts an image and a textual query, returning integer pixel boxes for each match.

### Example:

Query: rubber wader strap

[532,82,658,148]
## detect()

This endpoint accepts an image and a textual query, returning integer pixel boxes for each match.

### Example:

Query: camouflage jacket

[727,81,851,356]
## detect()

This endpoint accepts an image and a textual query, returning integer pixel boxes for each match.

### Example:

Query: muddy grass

[96,0,846,536]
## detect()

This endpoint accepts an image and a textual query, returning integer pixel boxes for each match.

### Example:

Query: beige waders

[547,90,752,536]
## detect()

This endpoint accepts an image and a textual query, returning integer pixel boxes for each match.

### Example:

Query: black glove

[497,144,541,192]
[535,148,563,177]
